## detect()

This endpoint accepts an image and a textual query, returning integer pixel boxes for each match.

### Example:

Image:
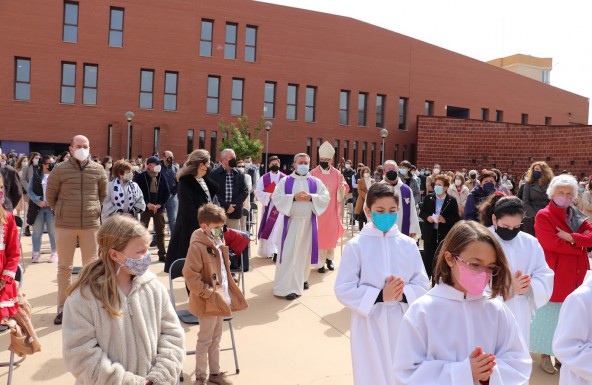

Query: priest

[310,141,349,273]
[272,153,330,300]
[255,156,286,260]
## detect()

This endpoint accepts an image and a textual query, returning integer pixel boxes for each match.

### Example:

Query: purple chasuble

[258,172,286,239]
[399,183,412,235]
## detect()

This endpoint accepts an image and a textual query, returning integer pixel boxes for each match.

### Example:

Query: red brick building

[0,0,588,170]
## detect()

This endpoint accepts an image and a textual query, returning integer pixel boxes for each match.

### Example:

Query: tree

[218,115,264,161]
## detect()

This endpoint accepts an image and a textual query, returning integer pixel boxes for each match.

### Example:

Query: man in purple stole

[255,156,286,260]
[271,153,330,300]
[380,160,422,239]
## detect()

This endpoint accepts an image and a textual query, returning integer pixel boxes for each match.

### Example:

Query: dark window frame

[358,92,368,126]
[14,57,31,101]
[286,84,298,120]
[264,81,276,118]
[108,7,125,47]
[376,94,385,128]
[425,100,434,116]
[399,97,408,130]
[82,63,98,105]
[305,86,316,123]
[187,129,194,154]
[163,71,178,111]
[200,19,214,57]
[63,1,79,43]
[339,90,350,125]
[60,61,77,104]
[245,25,257,62]
[496,110,504,122]
[224,22,238,60]
[139,69,154,109]
[231,78,244,116]
[481,108,489,121]
[206,75,220,114]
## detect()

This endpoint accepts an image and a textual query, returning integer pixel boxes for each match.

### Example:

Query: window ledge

[12,99,30,102]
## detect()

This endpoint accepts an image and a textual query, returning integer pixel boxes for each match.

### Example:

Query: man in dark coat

[211,148,249,230]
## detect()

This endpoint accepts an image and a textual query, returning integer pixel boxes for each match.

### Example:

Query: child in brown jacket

[183,203,248,385]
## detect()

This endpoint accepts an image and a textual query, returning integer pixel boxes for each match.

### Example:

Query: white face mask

[153,165,162,173]
[433,168,440,174]
[123,172,134,182]
[132,165,140,172]
[455,179,462,186]
[237,167,245,172]
[74,147,90,162]
[244,162,252,168]
[106,162,113,169]
[363,173,370,178]
[33,158,39,165]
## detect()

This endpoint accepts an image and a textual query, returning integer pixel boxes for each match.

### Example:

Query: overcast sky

[258,0,591,122]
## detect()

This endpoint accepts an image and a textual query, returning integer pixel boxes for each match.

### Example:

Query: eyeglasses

[454,255,500,276]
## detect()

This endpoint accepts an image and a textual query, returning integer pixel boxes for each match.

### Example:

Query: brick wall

[417,116,592,178]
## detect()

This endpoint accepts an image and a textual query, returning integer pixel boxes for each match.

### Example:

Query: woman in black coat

[164,149,218,273]
[419,174,460,278]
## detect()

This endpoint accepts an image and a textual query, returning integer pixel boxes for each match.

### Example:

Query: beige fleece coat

[62,271,185,385]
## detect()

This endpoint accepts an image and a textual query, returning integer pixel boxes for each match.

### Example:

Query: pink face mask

[456,263,490,296]
[553,196,570,208]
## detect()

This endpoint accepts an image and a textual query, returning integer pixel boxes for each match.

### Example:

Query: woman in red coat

[531,174,592,375]
[0,173,21,320]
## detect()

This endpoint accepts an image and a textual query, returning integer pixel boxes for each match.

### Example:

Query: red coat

[223,228,249,256]
[535,201,592,302]
[0,212,21,317]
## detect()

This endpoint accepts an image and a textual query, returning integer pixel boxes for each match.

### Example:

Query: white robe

[379,179,422,239]
[553,270,592,385]
[271,172,329,296]
[488,227,554,345]
[334,223,430,385]
[393,283,532,385]
[255,171,284,258]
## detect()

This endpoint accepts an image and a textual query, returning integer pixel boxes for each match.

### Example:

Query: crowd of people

[1,137,592,384]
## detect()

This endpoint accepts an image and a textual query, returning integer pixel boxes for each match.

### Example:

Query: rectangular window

[316,138,323,164]
[109,7,124,47]
[358,92,368,126]
[210,131,217,162]
[164,71,178,111]
[353,141,358,165]
[207,75,220,114]
[286,84,298,120]
[545,116,552,125]
[199,130,206,149]
[496,110,504,122]
[63,1,78,43]
[306,138,312,159]
[139,69,154,109]
[224,23,238,60]
[521,113,529,124]
[200,19,214,57]
[481,108,489,120]
[305,86,316,122]
[425,100,434,116]
[245,25,257,62]
[333,140,340,166]
[376,94,385,128]
[231,78,244,116]
[362,142,367,165]
[339,90,350,125]
[343,140,349,160]
[371,142,376,171]
[264,81,276,118]
[107,124,113,156]
[14,57,31,101]
[542,70,550,84]
[187,129,194,154]
[153,127,160,155]
[394,144,399,163]
[82,64,98,105]
[399,97,408,130]
[60,62,76,104]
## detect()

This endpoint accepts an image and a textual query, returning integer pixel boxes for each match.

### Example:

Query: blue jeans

[32,206,56,252]
[164,194,178,233]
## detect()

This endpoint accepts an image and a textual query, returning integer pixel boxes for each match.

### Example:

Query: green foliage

[218,116,265,160]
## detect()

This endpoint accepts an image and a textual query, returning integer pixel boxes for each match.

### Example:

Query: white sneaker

[32,252,41,263]
[49,252,58,263]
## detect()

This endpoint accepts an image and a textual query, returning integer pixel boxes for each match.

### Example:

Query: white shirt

[41,173,49,202]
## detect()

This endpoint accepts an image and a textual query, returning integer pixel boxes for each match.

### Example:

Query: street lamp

[264,121,272,173]
[380,128,388,165]
[125,111,135,160]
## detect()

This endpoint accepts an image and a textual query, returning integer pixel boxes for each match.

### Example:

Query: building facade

[0,0,588,170]
[487,54,553,84]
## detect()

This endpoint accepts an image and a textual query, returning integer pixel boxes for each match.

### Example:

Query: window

[399,97,408,130]
[83,64,98,105]
[305,86,316,122]
[545,116,552,125]
[394,144,399,163]
[187,129,194,154]
[521,113,529,124]
[245,26,257,62]
[153,127,160,155]
[371,142,376,171]
[376,94,385,128]
[542,70,550,84]
[286,84,298,120]
[358,92,368,126]
[164,71,178,111]
[264,81,276,118]
[353,141,358,165]
[481,108,489,120]
[333,140,340,166]
[109,7,124,47]
[210,131,217,162]
[402,145,407,162]
[316,139,323,164]
[63,1,78,42]
[306,138,312,159]
[139,69,154,109]
[60,62,76,104]
[425,100,434,116]
[339,90,349,125]
[207,76,220,114]
[495,110,504,122]
[199,130,206,149]
[231,78,244,116]
[224,23,238,60]
[14,57,31,101]
[200,19,214,57]
[107,124,113,156]
[343,140,349,160]
[362,142,367,165]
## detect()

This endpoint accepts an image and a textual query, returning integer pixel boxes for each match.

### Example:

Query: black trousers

[140,209,166,258]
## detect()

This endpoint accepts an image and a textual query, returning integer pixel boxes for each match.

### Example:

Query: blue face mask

[434,185,444,195]
[399,168,408,176]
[371,212,398,232]
[296,164,309,175]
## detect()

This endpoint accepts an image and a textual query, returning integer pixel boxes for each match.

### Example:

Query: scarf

[112,178,137,214]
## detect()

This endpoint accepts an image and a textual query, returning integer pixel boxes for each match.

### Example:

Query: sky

[258,0,592,122]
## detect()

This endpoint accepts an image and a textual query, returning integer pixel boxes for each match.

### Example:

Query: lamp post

[380,128,388,165]
[125,111,135,160]
[264,120,272,173]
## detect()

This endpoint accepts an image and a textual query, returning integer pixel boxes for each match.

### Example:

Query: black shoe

[54,312,63,325]
[158,255,166,263]
[326,259,335,271]
[24,226,31,237]
[272,254,277,263]
[317,266,326,273]
[303,281,309,290]
[150,239,157,248]
[286,293,297,300]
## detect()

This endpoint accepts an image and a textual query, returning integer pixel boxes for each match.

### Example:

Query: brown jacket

[183,230,248,317]
[46,158,108,229]
[355,177,375,215]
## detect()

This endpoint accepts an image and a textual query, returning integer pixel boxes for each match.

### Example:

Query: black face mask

[470,174,477,179]
[483,182,496,193]
[320,161,329,169]
[495,225,521,241]
[270,165,280,172]
[228,158,237,168]
[386,170,398,181]
[48,163,55,172]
